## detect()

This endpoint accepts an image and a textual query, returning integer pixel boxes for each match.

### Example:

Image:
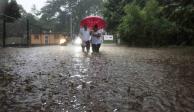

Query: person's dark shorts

[92,44,101,53]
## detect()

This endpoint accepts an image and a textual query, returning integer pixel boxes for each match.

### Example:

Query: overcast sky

[16,0,47,12]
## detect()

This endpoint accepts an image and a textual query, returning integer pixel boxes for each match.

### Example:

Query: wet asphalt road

[0,44,194,112]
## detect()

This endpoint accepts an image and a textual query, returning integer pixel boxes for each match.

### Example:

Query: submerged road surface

[0,45,194,112]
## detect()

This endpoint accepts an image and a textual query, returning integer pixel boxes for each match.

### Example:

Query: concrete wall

[31,34,43,45]
[31,33,67,45]
[0,33,68,46]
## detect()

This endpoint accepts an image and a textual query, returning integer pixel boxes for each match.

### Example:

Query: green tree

[143,0,175,46]
[118,1,144,45]
[0,0,8,14]
[4,0,21,22]
[39,0,103,33]
[103,0,131,33]
[163,0,194,45]
[31,4,40,17]
[103,0,194,46]
[117,0,175,46]
[103,0,146,33]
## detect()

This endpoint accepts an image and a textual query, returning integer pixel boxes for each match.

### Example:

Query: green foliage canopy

[103,0,194,46]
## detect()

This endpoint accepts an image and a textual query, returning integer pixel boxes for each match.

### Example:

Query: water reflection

[0,45,194,112]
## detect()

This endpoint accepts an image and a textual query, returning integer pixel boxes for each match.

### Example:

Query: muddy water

[0,45,194,112]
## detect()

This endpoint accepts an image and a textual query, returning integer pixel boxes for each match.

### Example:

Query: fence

[0,14,30,47]
[0,20,2,46]
[0,14,71,47]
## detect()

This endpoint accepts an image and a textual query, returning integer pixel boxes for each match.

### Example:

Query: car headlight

[74,37,82,45]
[60,39,67,44]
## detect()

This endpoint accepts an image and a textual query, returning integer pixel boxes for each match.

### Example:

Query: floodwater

[0,45,194,112]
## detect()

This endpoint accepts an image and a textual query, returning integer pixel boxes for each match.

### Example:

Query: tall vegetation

[103,0,194,46]
[1,0,21,22]
[39,0,103,33]
[2,0,104,37]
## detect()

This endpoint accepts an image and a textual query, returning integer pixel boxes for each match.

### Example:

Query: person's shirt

[79,28,90,41]
[91,30,102,45]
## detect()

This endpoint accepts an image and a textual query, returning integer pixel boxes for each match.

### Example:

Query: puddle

[0,45,194,112]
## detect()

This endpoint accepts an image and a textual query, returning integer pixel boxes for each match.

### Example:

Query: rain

[0,45,194,112]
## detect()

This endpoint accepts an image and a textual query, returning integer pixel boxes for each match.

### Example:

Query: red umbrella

[80,16,106,30]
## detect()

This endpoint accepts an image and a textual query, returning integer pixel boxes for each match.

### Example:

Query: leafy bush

[103,0,194,46]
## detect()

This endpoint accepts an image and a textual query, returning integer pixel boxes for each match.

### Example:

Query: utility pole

[3,15,6,47]
[26,19,30,47]
[69,3,74,41]
[70,14,73,40]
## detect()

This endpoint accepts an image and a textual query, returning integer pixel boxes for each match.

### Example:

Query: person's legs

[86,41,90,52]
[96,44,101,53]
[82,45,85,52]
[92,44,95,52]
[95,45,98,52]
[81,41,85,52]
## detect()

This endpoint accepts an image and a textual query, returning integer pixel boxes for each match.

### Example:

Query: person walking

[79,25,91,52]
[91,25,102,53]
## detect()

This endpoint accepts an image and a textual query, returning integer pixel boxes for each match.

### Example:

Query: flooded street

[0,44,194,112]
